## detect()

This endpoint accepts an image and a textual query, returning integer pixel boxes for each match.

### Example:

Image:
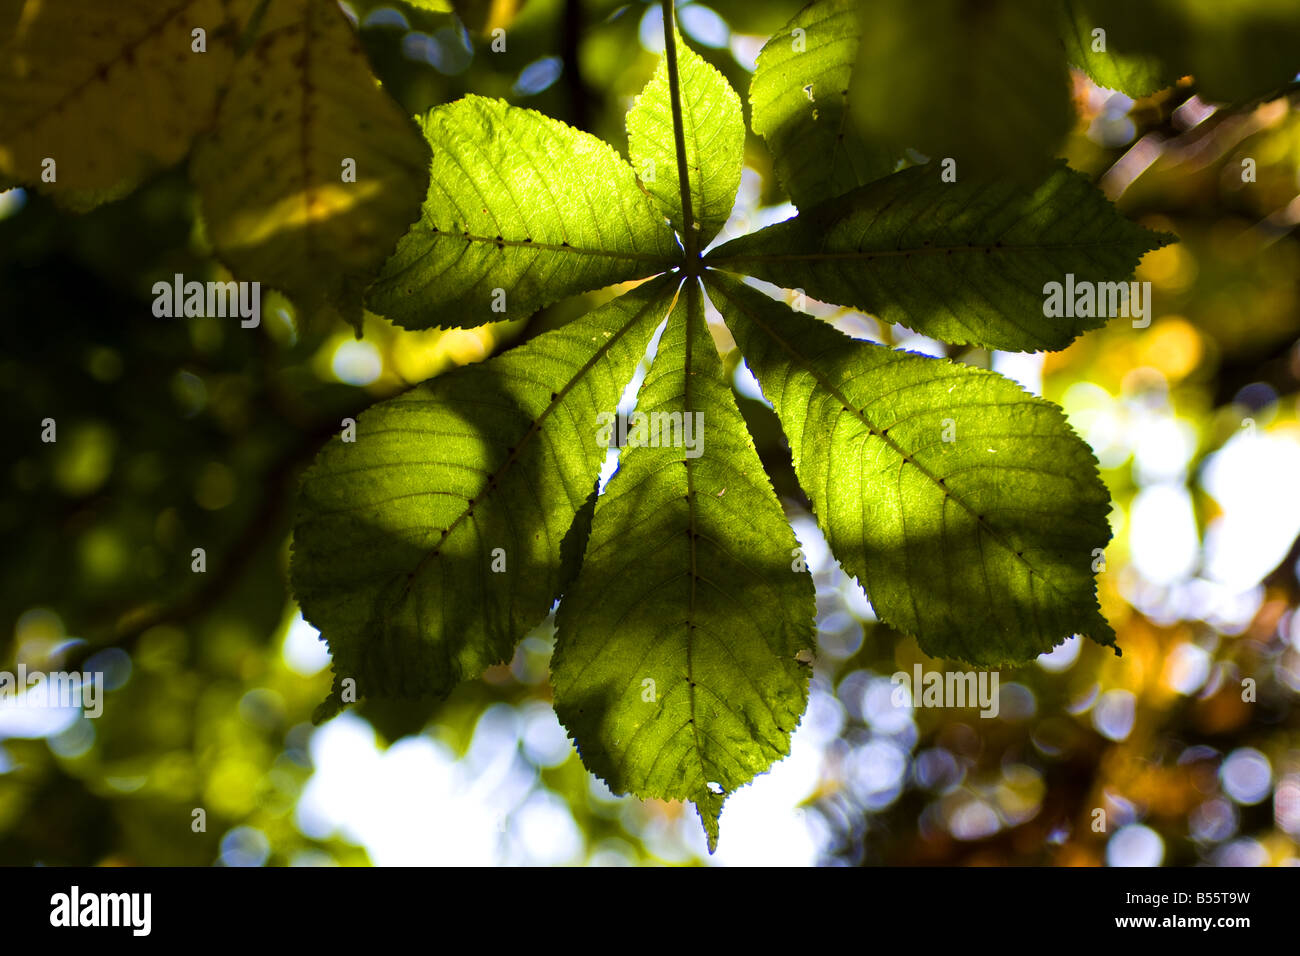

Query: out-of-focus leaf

[750,0,899,208]
[192,0,429,331]
[1073,0,1300,103]
[0,0,251,207]
[1058,0,1172,97]
[849,0,1071,180]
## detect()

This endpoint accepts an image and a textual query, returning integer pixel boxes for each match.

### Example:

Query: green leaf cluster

[291,1,1176,848]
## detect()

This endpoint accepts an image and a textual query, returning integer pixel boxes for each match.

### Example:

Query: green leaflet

[706,273,1116,666]
[749,0,899,208]
[706,163,1173,353]
[1058,0,1172,98]
[626,30,744,246]
[292,276,676,719]
[367,96,680,329]
[552,281,815,851]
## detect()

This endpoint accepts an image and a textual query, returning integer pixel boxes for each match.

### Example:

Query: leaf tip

[693,788,726,854]
[311,673,349,725]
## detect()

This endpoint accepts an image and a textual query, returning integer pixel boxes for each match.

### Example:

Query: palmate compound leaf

[626,29,745,246]
[706,272,1116,666]
[552,280,816,851]
[192,0,430,330]
[366,96,681,330]
[291,276,677,720]
[287,12,1158,850]
[0,0,251,207]
[706,162,1173,353]
[748,0,901,209]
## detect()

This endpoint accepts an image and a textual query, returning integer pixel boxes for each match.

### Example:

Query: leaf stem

[662,0,699,273]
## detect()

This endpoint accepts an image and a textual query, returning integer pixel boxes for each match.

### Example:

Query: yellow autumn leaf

[191,0,428,330]
[0,0,252,207]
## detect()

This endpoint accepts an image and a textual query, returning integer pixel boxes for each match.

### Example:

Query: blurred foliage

[0,0,430,329]
[1,0,1299,865]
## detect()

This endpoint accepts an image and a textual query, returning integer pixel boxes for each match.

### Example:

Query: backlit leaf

[192,0,430,330]
[707,272,1116,666]
[1058,0,1172,97]
[292,277,676,719]
[749,0,900,208]
[849,0,1071,180]
[367,96,679,329]
[626,30,745,246]
[0,0,250,207]
[1071,0,1300,103]
[553,280,815,850]
[706,163,1172,352]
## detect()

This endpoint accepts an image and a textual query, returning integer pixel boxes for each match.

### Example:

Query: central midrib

[427,228,682,264]
[707,238,1138,264]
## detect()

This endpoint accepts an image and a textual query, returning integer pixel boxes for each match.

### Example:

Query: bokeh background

[2,0,1299,866]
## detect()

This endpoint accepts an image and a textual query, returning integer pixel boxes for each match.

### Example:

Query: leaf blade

[627,30,745,246]
[1069,0,1300,103]
[292,276,678,713]
[707,272,1116,666]
[0,0,249,206]
[192,0,429,329]
[749,0,900,208]
[706,163,1172,352]
[552,280,815,851]
[849,0,1071,180]
[367,96,680,329]
[1058,0,1172,97]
